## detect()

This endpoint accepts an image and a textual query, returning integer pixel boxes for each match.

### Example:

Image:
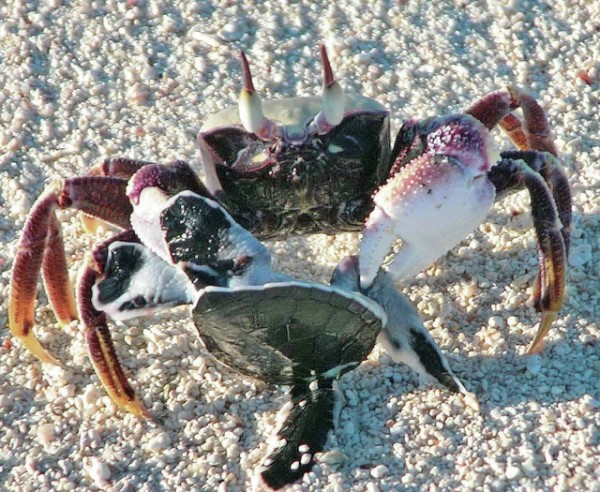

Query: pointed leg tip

[463,391,480,412]
[526,312,557,355]
[124,399,152,419]
[56,312,78,327]
[18,334,61,366]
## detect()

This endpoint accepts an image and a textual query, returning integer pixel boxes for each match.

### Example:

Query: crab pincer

[359,88,571,353]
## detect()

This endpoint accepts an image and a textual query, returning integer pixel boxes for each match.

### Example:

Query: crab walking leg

[75,229,150,417]
[497,112,572,254]
[9,176,133,363]
[82,158,157,232]
[42,212,78,325]
[498,113,530,153]
[465,89,519,130]
[488,154,568,353]
[498,149,572,254]
[468,87,571,249]
[78,262,149,418]
[9,191,65,364]
[503,89,558,156]
[89,157,161,179]
[260,380,338,490]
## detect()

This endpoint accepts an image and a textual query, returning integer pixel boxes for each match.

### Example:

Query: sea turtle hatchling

[90,187,476,488]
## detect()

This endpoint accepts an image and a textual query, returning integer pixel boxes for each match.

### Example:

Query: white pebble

[37,423,55,445]
[0,395,12,408]
[526,355,542,375]
[147,432,171,453]
[300,453,312,465]
[83,385,101,406]
[85,457,111,485]
[568,244,592,268]
[505,464,522,480]
[370,464,389,479]
[219,21,244,42]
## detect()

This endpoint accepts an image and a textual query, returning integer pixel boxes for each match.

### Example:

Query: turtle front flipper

[260,379,339,490]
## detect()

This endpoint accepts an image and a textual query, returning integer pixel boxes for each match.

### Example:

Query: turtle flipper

[92,242,197,321]
[260,381,338,490]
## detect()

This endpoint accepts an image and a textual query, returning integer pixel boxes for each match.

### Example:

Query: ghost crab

[8,46,571,488]
[198,46,571,352]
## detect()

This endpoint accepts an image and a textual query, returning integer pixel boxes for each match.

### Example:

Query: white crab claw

[360,152,496,288]
[359,206,395,289]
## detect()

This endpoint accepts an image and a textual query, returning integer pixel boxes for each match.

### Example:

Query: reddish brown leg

[469,88,571,353]
[497,97,571,253]
[42,213,77,326]
[488,155,567,354]
[83,158,156,232]
[78,230,149,418]
[9,176,132,364]
[501,89,558,156]
[9,191,64,364]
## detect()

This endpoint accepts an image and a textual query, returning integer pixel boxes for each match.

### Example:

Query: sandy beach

[0,1,598,490]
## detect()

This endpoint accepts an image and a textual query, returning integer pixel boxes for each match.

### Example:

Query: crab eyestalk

[313,44,346,133]
[238,51,281,141]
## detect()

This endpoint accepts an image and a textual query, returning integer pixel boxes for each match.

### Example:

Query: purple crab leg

[126,160,210,205]
[9,176,132,364]
[497,113,572,253]
[81,158,158,231]
[489,152,569,354]
[78,230,150,418]
[469,88,571,353]
[465,89,518,130]
[499,91,558,156]
[42,212,78,328]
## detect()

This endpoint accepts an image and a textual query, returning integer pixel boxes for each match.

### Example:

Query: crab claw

[361,88,571,353]
[477,89,571,353]
[359,121,496,289]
